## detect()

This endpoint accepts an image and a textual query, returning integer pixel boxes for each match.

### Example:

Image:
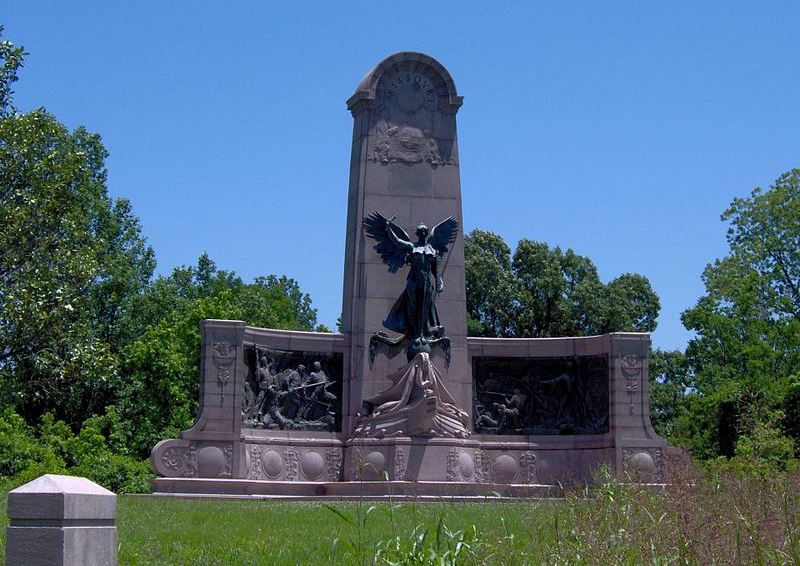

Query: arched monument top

[347,52,463,114]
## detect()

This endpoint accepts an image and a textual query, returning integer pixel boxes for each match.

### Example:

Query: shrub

[0,408,66,490]
[0,408,152,493]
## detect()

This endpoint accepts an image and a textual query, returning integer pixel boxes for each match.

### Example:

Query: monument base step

[150,478,562,500]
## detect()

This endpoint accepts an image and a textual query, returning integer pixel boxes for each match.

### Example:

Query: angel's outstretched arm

[386,220,413,249]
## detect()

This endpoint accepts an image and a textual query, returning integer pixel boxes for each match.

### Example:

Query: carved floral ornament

[213,340,236,402]
[393,448,408,481]
[213,341,236,365]
[326,449,343,481]
[621,353,642,415]
[621,353,642,377]
[284,447,299,481]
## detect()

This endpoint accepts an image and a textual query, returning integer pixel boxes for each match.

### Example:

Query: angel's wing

[363,212,412,273]
[428,216,459,257]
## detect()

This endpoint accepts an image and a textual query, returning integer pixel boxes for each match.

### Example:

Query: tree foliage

[0,29,156,427]
[677,170,800,461]
[648,349,693,440]
[115,254,318,456]
[465,230,660,337]
[0,28,322,488]
[0,26,24,117]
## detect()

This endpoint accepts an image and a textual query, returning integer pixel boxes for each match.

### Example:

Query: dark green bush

[0,408,152,493]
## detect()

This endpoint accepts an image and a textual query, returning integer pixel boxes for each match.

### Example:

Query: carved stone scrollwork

[445,448,476,482]
[223,445,234,476]
[284,447,299,481]
[159,444,197,478]
[519,452,538,484]
[393,448,408,481]
[326,449,343,481]
[249,446,263,480]
[446,447,459,481]
[213,341,236,404]
[350,447,364,480]
[474,450,492,484]
[621,354,642,416]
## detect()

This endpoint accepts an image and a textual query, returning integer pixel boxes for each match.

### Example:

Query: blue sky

[5,2,800,350]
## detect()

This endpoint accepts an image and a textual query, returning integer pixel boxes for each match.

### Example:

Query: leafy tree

[115,255,319,457]
[602,274,660,335]
[0,27,325,488]
[464,231,519,336]
[465,230,660,338]
[0,407,151,492]
[0,30,155,427]
[0,26,24,117]
[680,169,800,460]
[123,252,316,338]
[648,349,693,439]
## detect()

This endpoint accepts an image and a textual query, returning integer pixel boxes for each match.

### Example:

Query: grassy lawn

[118,497,550,565]
[2,463,799,565]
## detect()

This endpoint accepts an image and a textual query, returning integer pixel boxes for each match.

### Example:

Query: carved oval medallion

[261,450,284,480]
[197,446,226,478]
[627,451,656,480]
[493,455,518,484]
[300,451,325,481]
[458,452,475,480]
[362,451,386,480]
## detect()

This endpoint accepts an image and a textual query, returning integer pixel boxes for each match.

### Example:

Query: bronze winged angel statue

[363,212,459,361]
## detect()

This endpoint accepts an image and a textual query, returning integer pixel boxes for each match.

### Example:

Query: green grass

[2,458,800,565]
[117,498,548,565]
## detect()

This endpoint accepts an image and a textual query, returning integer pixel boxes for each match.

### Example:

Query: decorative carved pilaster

[621,354,642,416]
[446,447,460,481]
[249,446,263,480]
[474,449,491,484]
[350,447,363,480]
[393,448,408,481]
[326,449,343,481]
[213,341,236,404]
[519,452,538,484]
[222,445,234,476]
[284,447,299,481]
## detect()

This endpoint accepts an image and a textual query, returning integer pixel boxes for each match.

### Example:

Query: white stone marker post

[5,474,117,566]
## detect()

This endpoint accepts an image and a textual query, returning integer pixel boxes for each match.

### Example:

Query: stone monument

[5,475,117,566]
[150,52,666,497]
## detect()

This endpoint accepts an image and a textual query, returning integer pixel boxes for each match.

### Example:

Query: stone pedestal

[5,475,117,566]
